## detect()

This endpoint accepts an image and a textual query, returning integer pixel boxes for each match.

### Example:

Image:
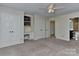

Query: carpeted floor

[0,37,79,56]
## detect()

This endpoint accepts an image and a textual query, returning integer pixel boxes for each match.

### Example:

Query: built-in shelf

[24,15,32,40]
[24,21,31,22]
[24,34,30,39]
[24,16,31,26]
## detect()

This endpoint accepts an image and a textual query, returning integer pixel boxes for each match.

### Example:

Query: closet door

[8,14,20,41]
[45,18,50,38]
[34,16,45,40]
[34,15,50,40]
[1,13,10,42]
[1,12,21,45]
[34,16,42,39]
[41,17,45,38]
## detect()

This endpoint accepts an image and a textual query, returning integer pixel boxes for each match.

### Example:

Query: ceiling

[0,3,79,17]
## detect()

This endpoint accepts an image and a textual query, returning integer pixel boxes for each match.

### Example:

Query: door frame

[50,20,55,37]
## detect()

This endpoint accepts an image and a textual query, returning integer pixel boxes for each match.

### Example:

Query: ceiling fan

[47,3,63,13]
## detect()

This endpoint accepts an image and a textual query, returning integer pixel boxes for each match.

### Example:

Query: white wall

[0,6,24,48]
[50,12,79,41]
[69,20,73,30]
[0,12,1,40]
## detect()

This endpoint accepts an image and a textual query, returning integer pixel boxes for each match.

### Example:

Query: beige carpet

[0,37,79,56]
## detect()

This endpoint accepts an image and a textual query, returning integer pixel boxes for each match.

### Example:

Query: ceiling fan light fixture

[48,4,53,9]
[48,8,52,13]
[48,9,54,13]
[52,9,54,13]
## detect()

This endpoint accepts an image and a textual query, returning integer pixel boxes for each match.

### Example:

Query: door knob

[9,31,14,33]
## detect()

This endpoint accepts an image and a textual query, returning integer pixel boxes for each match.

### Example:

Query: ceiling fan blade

[39,3,64,14]
[48,4,54,9]
[53,7,64,10]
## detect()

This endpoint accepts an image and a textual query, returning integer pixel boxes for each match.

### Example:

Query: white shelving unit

[24,14,33,40]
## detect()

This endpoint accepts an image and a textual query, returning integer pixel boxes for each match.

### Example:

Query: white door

[45,18,50,38]
[41,17,45,38]
[8,14,20,41]
[1,12,20,43]
[34,16,46,39]
[34,16,43,39]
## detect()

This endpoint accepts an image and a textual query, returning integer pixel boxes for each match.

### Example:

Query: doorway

[69,17,79,40]
[50,21,55,37]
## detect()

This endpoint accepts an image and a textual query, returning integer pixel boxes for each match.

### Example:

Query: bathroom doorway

[50,21,55,37]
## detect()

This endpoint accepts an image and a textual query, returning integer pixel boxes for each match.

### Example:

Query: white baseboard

[55,36,70,41]
[0,40,24,48]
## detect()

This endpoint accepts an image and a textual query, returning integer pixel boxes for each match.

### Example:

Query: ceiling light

[48,9,52,13]
[52,10,54,13]
[48,9,55,13]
